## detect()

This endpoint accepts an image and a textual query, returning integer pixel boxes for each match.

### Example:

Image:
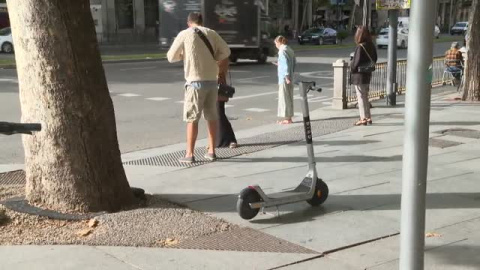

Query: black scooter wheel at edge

[307,178,329,207]
[237,188,262,220]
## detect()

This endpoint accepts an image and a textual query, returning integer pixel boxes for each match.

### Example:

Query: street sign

[376,0,411,10]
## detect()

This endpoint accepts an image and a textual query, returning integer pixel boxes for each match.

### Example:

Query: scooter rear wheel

[237,188,262,220]
[307,179,329,207]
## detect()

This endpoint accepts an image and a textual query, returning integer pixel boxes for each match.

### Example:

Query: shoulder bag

[357,43,376,73]
[193,28,235,98]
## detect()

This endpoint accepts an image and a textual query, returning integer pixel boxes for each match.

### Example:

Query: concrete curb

[0,57,168,70]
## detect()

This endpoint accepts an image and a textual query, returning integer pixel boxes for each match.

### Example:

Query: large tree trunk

[6,0,135,213]
[462,0,479,101]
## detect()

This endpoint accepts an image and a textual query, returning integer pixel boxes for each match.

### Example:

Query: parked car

[376,28,409,49]
[298,27,338,45]
[0,27,13,53]
[450,22,468,35]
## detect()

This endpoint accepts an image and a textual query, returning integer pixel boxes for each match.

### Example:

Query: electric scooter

[236,81,329,220]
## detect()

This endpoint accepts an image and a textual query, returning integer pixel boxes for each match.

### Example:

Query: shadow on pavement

[425,244,480,269]
[220,155,402,163]
[155,192,480,224]
[372,121,480,127]
[239,140,380,148]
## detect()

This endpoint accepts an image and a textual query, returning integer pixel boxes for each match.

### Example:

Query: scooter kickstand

[261,207,278,217]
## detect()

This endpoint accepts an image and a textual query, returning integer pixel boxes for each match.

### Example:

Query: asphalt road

[0,41,457,164]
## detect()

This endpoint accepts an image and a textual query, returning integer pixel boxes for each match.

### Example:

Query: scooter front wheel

[307,179,329,207]
[237,188,262,220]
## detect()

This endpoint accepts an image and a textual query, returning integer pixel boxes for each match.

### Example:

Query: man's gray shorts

[183,81,218,123]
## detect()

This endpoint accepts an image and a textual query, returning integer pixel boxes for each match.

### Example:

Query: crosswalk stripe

[146,97,171,101]
[118,93,141,97]
[244,108,270,112]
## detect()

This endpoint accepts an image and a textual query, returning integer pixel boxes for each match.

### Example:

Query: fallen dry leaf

[426,232,442,238]
[158,238,179,247]
[246,117,252,121]
[77,228,93,237]
[165,238,178,246]
[88,219,99,228]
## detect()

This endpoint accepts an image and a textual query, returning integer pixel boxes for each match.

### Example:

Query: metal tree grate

[0,170,26,186]
[429,138,463,149]
[173,227,319,254]
[124,118,355,168]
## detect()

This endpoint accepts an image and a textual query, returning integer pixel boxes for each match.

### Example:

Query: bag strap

[193,27,215,59]
[194,27,233,86]
[359,43,374,64]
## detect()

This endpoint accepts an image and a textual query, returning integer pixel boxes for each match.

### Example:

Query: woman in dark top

[216,58,238,148]
[351,26,378,126]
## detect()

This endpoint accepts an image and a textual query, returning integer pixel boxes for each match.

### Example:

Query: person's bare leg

[186,122,198,157]
[207,120,217,154]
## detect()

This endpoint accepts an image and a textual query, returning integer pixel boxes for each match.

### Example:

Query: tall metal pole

[386,9,398,106]
[363,0,368,26]
[399,0,438,269]
[449,0,454,30]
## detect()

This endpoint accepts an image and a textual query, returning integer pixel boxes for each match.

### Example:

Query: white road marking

[120,66,157,71]
[322,102,333,105]
[230,70,252,73]
[293,94,314,100]
[244,108,270,112]
[118,93,141,97]
[225,104,235,108]
[236,76,271,81]
[299,71,334,79]
[309,97,334,103]
[231,91,277,100]
[0,78,18,83]
[146,97,171,101]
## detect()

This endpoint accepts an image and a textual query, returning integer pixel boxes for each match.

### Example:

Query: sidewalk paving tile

[259,210,400,253]
[96,246,316,270]
[0,246,136,270]
[282,256,358,269]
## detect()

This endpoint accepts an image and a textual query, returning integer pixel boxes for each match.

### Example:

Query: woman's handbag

[218,83,235,98]
[357,44,376,73]
[218,71,235,98]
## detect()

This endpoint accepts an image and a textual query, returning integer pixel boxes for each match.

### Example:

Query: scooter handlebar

[0,122,42,135]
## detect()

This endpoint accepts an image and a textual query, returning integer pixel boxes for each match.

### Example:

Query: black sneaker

[179,156,195,163]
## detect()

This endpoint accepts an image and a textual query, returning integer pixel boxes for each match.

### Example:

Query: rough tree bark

[462,0,479,101]
[6,0,135,213]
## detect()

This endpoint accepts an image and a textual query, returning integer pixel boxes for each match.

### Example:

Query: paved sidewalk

[2,86,480,270]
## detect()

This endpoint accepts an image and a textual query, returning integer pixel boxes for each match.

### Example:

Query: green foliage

[337,30,349,44]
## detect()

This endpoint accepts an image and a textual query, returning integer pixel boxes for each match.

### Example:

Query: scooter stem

[299,82,317,173]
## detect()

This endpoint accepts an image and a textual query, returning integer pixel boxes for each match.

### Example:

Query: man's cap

[451,42,459,48]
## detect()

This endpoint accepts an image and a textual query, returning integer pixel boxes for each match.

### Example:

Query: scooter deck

[262,177,313,200]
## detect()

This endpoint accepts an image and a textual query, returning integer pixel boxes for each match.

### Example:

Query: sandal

[278,119,293,125]
[354,119,367,126]
[229,142,238,149]
[366,118,373,125]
